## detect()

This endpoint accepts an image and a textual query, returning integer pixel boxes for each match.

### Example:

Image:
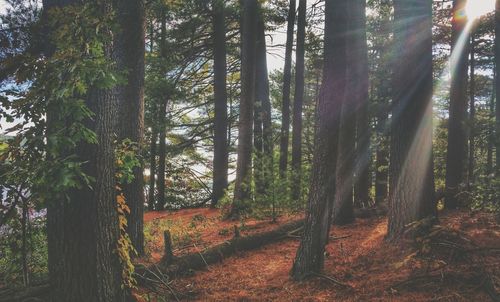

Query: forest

[0,0,499,301]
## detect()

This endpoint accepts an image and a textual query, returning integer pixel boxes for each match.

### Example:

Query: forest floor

[136,208,500,302]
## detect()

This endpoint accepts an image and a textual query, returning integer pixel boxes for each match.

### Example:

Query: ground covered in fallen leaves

[136,209,500,301]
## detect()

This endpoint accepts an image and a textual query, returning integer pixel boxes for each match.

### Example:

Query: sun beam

[465,0,495,20]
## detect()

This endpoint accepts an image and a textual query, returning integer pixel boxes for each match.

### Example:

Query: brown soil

[135,209,500,302]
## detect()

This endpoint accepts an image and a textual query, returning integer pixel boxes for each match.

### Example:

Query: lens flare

[465,0,495,20]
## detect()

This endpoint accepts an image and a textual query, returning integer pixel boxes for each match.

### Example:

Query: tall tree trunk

[115,0,146,256]
[21,197,29,287]
[353,0,371,208]
[375,106,389,206]
[291,0,306,202]
[468,35,475,188]
[45,1,125,300]
[149,126,157,210]
[254,7,273,201]
[496,0,500,176]
[445,0,469,208]
[387,0,435,240]
[231,0,257,218]
[212,0,229,207]
[279,0,296,179]
[156,14,168,211]
[487,66,495,178]
[291,0,348,280]
[156,99,167,211]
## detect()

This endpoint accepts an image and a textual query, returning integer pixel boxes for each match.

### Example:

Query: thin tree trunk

[254,7,273,201]
[231,0,257,218]
[148,126,157,211]
[279,0,296,179]
[21,197,29,287]
[487,66,495,178]
[291,0,348,280]
[115,0,146,256]
[156,14,168,211]
[445,0,469,208]
[212,0,229,207]
[496,0,500,176]
[468,35,475,188]
[375,107,389,206]
[387,0,435,240]
[156,98,167,211]
[291,0,306,202]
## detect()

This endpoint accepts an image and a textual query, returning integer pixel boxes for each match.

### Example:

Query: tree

[353,0,371,208]
[115,0,146,256]
[212,0,229,207]
[254,4,274,201]
[231,0,257,218]
[44,0,126,299]
[468,34,476,187]
[279,0,295,179]
[387,0,435,240]
[496,0,500,175]
[291,0,348,280]
[445,0,469,208]
[156,11,168,211]
[333,0,370,225]
[291,0,306,202]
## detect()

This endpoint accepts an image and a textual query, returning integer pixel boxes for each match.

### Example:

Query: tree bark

[496,0,500,176]
[445,0,469,208]
[352,0,371,208]
[212,0,229,207]
[156,98,167,211]
[45,1,125,300]
[148,126,157,211]
[333,0,371,224]
[487,66,495,178]
[387,0,436,241]
[115,0,146,256]
[254,6,273,201]
[231,0,257,218]
[156,14,168,211]
[291,0,348,280]
[375,106,389,206]
[468,34,475,188]
[279,0,296,179]
[291,0,306,202]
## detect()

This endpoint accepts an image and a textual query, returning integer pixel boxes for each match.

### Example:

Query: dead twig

[311,272,352,289]
[330,234,352,240]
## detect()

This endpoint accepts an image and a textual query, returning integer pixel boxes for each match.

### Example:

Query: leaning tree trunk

[231,0,257,218]
[291,0,306,203]
[45,1,125,300]
[115,0,146,256]
[387,0,436,241]
[445,0,469,208]
[291,0,348,280]
[212,0,229,207]
[279,0,296,179]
